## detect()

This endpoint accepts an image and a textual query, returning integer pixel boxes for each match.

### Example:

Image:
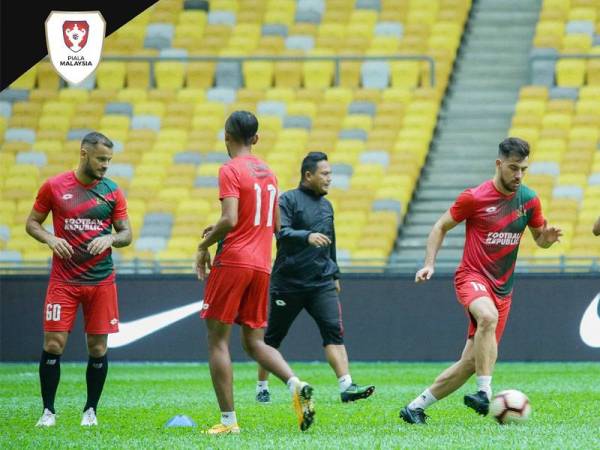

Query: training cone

[165,415,197,428]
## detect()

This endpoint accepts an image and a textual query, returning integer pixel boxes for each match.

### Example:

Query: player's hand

[415,265,434,283]
[308,233,331,248]
[540,220,563,245]
[46,236,74,259]
[334,279,341,293]
[87,235,115,255]
[195,248,212,280]
[202,225,214,238]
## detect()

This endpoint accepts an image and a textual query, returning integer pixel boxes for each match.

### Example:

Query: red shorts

[201,266,269,328]
[454,272,512,343]
[43,280,119,334]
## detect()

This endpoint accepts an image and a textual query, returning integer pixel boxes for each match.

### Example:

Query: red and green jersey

[450,179,545,297]
[33,171,128,285]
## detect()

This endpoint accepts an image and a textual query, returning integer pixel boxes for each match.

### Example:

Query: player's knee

[264,335,282,350]
[44,340,65,355]
[320,322,343,346]
[241,335,261,357]
[87,342,107,358]
[477,310,498,331]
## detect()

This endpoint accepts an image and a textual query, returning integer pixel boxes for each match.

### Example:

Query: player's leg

[80,283,119,426]
[37,281,78,427]
[206,319,235,411]
[400,339,475,424]
[462,296,498,415]
[200,266,248,434]
[464,296,511,416]
[430,338,475,399]
[81,334,108,426]
[256,292,304,403]
[238,271,314,431]
[37,331,69,426]
[305,288,375,403]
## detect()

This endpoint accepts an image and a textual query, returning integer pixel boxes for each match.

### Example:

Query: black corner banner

[0,0,159,91]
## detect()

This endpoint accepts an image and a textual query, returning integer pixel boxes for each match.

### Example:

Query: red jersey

[212,154,278,274]
[450,179,544,296]
[33,171,128,285]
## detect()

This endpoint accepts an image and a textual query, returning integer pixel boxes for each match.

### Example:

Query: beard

[84,162,104,180]
[500,175,519,192]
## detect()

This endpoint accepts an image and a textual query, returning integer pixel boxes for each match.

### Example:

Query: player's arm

[274,202,281,234]
[111,218,132,247]
[87,218,133,255]
[195,197,238,280]
[277,195,330,247]
[593,216,600,236]
[330,221,341,292]
[25,209,74,259]
[529,220,562,248]
[415,210,460,283]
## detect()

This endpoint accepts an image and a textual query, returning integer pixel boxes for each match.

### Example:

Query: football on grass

[489,389,531,424]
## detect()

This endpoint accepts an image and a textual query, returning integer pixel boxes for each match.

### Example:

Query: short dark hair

[225,110,259,145]
[498,137,529,161]
[301,152,328,179]
[81,131,113,150]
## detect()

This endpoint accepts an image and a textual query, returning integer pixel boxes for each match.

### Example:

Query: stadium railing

[99,54,437,88]
[1,256,598,276]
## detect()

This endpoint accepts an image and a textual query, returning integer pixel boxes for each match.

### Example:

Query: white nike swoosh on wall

[579,293,600,348]
[108,300,204,348]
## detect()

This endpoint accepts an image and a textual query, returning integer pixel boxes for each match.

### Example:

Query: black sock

[84,354,108,412]
[39,350,61,414]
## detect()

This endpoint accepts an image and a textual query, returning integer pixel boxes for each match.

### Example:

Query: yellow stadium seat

[533,31,563,50]
[243,61,274,89]
[37,62,60,90]
[303,61,334,89]
[117,88,148,103]
[586,59,600,85]
[546,99,575,114]
[369,36,399,55]
[542,113,572,131]
[561,33,592,53]
[274,62,302,88]
[556,59,586,87]
[158,187,190,203]
[100,115,131,130]
[197,163,221,177]
[96,62,127,89]
[342,115,372,132]
[154,62,185,89]
[519,85,549,100]
[134,101,166,117]
[568,7,597,22]
[263,9,295,26]
[178,10,208,25]
[126,62,151,89]
[569,126,599,142]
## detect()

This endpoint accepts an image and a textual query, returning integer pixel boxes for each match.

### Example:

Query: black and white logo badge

[45,11,105,85]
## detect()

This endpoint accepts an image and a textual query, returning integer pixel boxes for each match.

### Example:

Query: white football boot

[81,407,98,426]
[36,408,56,427]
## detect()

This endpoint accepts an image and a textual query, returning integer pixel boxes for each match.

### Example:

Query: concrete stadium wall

[1,274,599,361]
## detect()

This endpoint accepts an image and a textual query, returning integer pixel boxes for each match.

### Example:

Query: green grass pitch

[2,362,599,449]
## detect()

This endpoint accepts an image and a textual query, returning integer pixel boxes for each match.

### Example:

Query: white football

[489,389,531,424]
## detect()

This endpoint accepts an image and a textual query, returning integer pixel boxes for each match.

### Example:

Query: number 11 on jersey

[254,183,277,227]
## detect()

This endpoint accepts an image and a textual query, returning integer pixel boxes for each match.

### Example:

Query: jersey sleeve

[218,164,240,200]
[111,188,128,221]
[527,196,545,228]
[33,180,53,214]
[449,189,475,222]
